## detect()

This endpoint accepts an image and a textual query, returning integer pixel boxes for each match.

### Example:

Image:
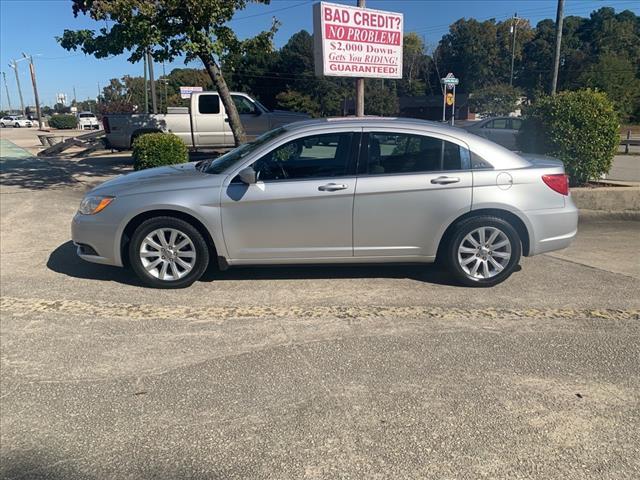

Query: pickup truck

[103,92,309,150]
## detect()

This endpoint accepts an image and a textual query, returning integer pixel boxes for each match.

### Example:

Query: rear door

[221,130,360,261]
[353,130,472,258]
[192,93,225,146]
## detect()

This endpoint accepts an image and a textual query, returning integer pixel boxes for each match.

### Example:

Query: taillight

[103,116,110,134]
[542,174,569,196]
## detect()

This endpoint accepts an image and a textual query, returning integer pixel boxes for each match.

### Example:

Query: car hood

[89,162,225,196]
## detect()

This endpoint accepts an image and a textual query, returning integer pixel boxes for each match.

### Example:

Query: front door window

[253,133,355,181]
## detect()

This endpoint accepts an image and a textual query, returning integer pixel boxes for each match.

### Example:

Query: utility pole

[23,53,42,129]
[551,0,564,95]
[2,71,12,113]
[73,86,77,105]
[355,0,365,117]
[147,50,157,114]
[162,62,168,114]
[509,13,519,86]
[143,53,149,114]
[8,60,25,115]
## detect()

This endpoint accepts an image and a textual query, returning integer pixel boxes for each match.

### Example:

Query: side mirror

[238,166,257,185]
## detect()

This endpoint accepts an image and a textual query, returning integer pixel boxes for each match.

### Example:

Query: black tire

[14,123,20,128]
[446,215,522,287]
[129,216,210,289]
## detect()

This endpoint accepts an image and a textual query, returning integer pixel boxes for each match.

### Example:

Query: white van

[77,112,100,130]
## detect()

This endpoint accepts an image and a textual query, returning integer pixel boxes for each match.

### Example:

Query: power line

[232,0,314,21]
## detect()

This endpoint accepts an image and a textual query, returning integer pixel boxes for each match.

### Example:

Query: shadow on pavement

[0,154,132,190]
[48,241,460,287]
[47,241,140,286]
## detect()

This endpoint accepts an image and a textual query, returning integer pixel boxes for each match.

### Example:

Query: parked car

[77,111,100,130]
[103,92,309,150]
[463,116,523,150]
[0,115,32,128]
[72,117,577,289]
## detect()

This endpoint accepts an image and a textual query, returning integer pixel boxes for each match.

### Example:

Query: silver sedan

[72,117,578,288]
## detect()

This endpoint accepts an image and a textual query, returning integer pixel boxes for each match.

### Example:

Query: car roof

[282,116,529,170]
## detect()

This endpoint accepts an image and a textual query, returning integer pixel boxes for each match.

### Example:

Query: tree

[578,55,640,122]
[397,33,430,97]
[469,84,521,117]
[58,0,278,146]
[276,90,319,117]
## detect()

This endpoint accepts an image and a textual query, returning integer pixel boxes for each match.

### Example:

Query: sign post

[313,1,403,116]
[440,73,459,125]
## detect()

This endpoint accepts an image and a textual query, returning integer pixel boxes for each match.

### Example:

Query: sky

[1,0,638,110]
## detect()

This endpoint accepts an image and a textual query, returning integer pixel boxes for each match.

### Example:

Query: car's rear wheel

[446,216,521,287]
[129,217,209,288]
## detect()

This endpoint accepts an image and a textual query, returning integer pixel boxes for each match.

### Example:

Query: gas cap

[496,172,513,190]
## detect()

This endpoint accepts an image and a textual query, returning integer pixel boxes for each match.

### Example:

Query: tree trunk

[200,55,247,146]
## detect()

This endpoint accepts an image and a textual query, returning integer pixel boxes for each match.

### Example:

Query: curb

[579,209,640,222]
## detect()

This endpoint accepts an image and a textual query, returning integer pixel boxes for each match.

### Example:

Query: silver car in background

[72,117,578,288]
[463,116,523,150]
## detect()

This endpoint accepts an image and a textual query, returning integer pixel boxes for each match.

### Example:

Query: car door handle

[318,183,348,191]
[431,176,460,185]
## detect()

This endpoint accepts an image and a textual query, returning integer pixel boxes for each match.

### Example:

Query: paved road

[1,130,639,479]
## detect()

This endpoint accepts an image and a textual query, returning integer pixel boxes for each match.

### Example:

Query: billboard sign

[180,86,203,99]
[313,1,403,79]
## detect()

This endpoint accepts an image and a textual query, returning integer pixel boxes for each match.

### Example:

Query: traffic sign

[441,72,459,85]
[446,93,454,106]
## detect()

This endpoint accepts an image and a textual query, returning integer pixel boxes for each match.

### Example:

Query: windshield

[79,113,95,118]
[254,98,269,113]
[203,127,285,174]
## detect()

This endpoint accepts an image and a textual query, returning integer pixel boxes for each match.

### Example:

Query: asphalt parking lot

[1,129,639,479]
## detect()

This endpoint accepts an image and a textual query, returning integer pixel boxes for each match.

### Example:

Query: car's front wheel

[129,217,210,288]
[446,216,521,287]
[14,123,20,128]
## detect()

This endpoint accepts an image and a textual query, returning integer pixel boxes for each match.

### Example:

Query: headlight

[78,195,114,215]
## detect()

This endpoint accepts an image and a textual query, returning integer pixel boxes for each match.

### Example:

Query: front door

[353,131,473,258]
[221,131,360,261]
[223,95,270,143]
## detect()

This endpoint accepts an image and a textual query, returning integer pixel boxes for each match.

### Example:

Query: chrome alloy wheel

[457,226,512,280]
[139,228,196,281]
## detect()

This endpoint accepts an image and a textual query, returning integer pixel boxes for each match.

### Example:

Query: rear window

[79,113,95,118]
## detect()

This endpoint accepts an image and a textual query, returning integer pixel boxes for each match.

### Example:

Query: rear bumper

[525,197,579,256]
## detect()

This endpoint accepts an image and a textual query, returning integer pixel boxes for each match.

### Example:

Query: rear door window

[363,132,470,174]
[510,118,522,130]
[489,118,508,129]
[198,95,220,114]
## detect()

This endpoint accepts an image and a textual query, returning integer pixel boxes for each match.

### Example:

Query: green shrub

[48,114,77,129]
[132,133,188,171]
[517,90,619,185]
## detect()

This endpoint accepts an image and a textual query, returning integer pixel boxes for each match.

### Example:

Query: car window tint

[491,118,508,129]
[198,95,220,114]
[471,151,493,169]
[510,118,522,130]
[253,133,353,181]
[232,95,257,114]
[366,133,467,174]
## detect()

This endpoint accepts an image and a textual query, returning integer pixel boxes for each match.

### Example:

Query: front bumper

[525,197,579,256]
[71,212,122,266]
